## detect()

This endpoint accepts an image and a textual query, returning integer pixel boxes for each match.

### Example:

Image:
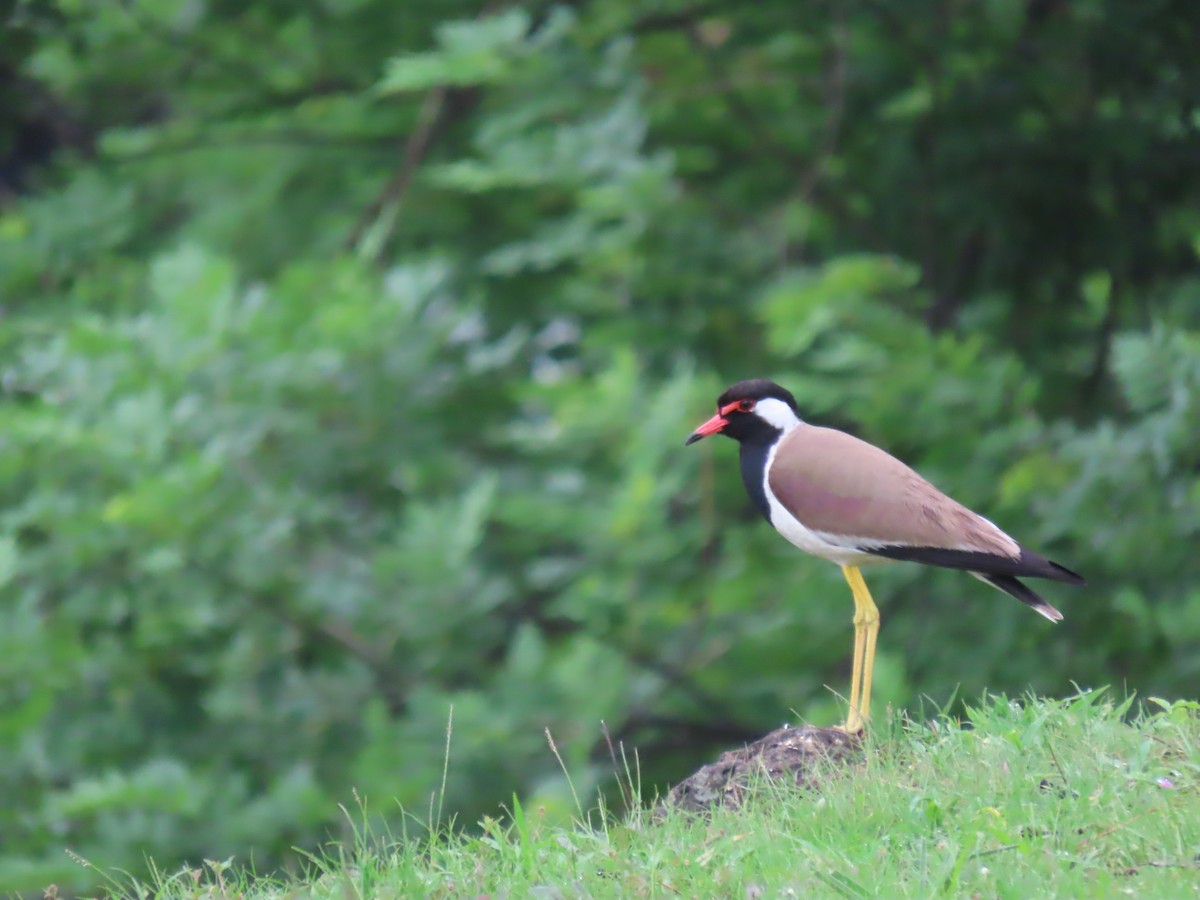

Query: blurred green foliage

[1,0,1199,893]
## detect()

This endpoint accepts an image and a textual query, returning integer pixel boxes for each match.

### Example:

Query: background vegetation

[1,0,1198,893]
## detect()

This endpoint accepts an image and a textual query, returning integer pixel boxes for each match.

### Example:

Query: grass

[98,692,1198,899]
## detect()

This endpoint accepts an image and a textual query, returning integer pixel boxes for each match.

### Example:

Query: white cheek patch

[754,397,802,431]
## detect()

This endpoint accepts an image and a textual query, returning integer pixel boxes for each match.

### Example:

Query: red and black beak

[685,413,728,445]
[685,402,739,445]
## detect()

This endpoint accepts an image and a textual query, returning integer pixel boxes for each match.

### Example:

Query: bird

[685,378,1084,733]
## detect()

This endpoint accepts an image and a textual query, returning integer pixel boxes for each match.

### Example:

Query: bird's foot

[836,716,866,736]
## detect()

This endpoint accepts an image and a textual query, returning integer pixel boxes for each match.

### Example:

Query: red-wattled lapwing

[686,379,1084,733]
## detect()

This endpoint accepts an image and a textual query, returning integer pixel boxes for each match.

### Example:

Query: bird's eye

[738,399,756,412]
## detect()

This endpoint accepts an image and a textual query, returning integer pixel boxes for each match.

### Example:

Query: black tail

[974,572,1064,622]
[866,543,1083,622]
[866,544,1086,585]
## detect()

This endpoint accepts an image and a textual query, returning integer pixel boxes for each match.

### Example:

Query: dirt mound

[662,724,862,813]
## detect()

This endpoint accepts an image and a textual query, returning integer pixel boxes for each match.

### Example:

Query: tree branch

[344,85,480,259]
[197,562,413,715]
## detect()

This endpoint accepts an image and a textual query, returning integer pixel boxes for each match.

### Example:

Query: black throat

[738,439,777,522]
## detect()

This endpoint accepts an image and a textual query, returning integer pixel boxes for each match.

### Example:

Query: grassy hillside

[86,693,1197,899]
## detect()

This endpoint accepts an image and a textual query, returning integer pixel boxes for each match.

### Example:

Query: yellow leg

[843,575,866,732]
[840,565,881,734]
[858,574,880,725]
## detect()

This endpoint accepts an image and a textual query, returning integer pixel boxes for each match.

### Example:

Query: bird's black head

[685,379,801,447]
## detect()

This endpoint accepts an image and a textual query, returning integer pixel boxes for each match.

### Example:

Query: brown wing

[767,425,1021,558]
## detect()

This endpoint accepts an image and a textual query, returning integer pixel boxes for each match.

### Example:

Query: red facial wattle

[685,400,752,445]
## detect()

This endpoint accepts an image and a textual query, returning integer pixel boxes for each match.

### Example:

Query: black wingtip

[1048,561,1086,585]
[1016,547,1086,585]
